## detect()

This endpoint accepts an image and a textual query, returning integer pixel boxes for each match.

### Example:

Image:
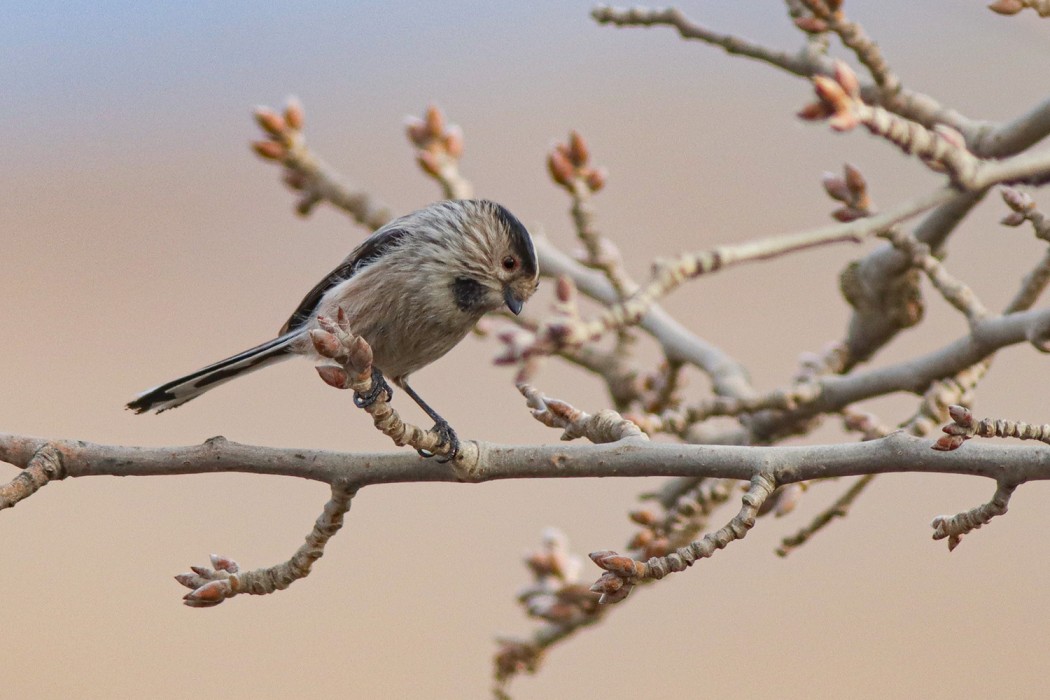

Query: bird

[127,199,540,460]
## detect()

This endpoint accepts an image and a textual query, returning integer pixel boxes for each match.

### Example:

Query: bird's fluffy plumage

[127,199,538,414]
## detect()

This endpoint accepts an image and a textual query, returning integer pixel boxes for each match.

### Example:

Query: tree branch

[4,429,1050,493]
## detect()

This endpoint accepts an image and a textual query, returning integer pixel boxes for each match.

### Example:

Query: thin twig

[176,485,356,606]
[930,480,1018,551]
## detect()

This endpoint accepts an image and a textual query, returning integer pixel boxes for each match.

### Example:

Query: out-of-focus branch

[839,192,983,368]
[1000,187,1050,241]
[252,99,392,229]
[540,185,956,349]
[533,237,755,401]
[493,529,604,698]
[749,306,1050,442]
[776,473,875,557]
[547,131,637,301]
[487,290,641,409]
[628,382,822,437]
[591,5,818,79]
[592,6,1050,158]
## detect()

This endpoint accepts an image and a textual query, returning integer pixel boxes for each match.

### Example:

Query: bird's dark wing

[279,227,411,334]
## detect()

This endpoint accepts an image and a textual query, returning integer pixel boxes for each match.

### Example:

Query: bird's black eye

[502,256,518,272]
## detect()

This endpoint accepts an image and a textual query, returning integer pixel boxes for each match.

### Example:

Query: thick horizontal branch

[3,431,1050,491]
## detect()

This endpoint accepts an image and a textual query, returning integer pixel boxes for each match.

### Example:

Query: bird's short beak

[503,286,524,315]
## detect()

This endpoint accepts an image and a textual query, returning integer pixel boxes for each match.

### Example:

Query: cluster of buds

[250,98,324,215]
[822,163,872,222]
[588,550,643,604]
[798,60,862,131]
[935,404,1050,451]
[934,404,978,451]
[517,528,596,623]
[547,131,606,194]
[518,382,591,440]
[803,61,975,182]
[175,554,241,607]
[404,104,464,181]
[251,98,304,162]
[494,529,602,687]
[1000,187,1049,240]
[310,308,377,393]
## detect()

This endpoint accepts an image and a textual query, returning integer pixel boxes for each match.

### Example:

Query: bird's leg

[353,367,394,408]
[400,381,460,462]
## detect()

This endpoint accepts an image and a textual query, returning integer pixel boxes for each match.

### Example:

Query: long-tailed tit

[128,199,539,459]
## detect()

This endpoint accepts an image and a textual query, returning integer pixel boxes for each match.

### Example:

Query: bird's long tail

[126,331,302,414]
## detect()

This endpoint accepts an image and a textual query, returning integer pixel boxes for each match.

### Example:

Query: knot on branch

[0,444,64,511]
[839,258,925,334]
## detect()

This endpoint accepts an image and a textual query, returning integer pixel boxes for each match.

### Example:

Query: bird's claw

[353,368,393,408]
[418,420,460,462]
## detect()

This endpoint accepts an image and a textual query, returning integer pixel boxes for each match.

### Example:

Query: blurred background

[3,1,1050,698]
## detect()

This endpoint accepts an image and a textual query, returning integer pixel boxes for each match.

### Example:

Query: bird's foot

[418,420,460,463]
[353,367,393,408]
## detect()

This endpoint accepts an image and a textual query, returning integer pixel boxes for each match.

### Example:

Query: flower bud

[316,365,351,390]
[424,104,444,136]
[567,131,589,166]
[310,329,342,358]
[283,97,304,130]
[251,140,285,161]
[547,148,574,187]
[253,108,285,136]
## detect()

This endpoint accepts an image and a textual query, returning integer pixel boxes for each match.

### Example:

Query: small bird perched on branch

[128,199,539,460]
